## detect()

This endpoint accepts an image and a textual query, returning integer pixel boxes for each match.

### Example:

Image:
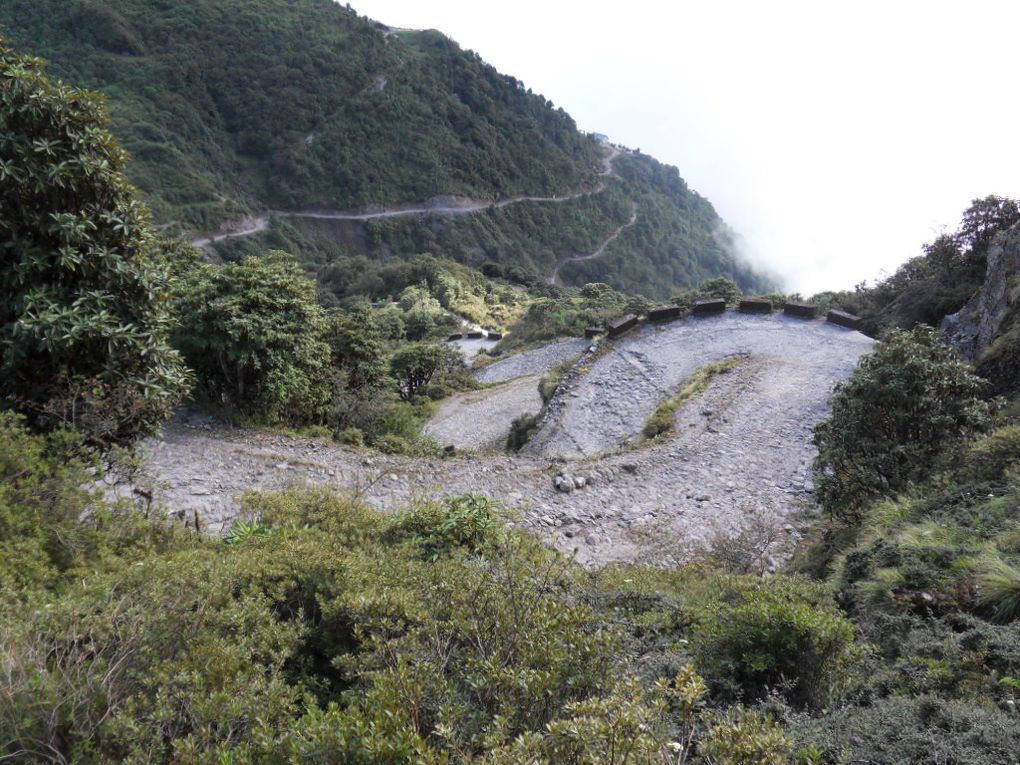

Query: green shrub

[978,556,1020,623]
[0,413,96,602]
[394,493,506,560]
[690,575,859,709]
[224,518,271,546]
[373,433,414,455]
[2,546,306,763]
[335,427,365,446]
[699,709,792,765]
[538,362,572,404]
[506,413,541,452]
[787,693,1020,764]
[962,425,1020,482]
[698,275,743,305]
[0,413,181,609]
[423,382,455,401]
[375,401,425,441]
[814,325,991,522]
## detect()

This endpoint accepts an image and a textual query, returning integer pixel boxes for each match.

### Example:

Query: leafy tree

[172,252,330,421]
[328,309,387,392]
[0,40,189,446]
[324,308,390,433]
[390,343,455,400]
[814,325,991,521]
[823,196,1020,337]
[698,275,742,305]
[956,194,1020,253]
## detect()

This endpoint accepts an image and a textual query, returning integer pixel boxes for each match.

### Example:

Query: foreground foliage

[0,39,188,446]
[2,403,1019,763]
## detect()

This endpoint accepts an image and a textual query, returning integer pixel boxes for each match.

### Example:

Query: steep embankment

[0,0,770,298]
[942,221,1020,394]
[136,313,871,566]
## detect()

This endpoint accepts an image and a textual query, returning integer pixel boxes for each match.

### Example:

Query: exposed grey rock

[554,475,574,493]
[525,313,873,459]
[942,222,1020,361]
[474,338,587,384]
[425,375,542,452]
[134,316,871,569]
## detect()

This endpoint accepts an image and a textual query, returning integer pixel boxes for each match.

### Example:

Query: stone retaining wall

[608,313,639,337]
[739,298,772,313]
[826,309,862,330]
[693,298,726,316]
[784,301,818,319]
[648,305,682,322]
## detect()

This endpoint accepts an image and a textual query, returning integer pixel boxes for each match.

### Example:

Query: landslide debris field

[138,313,873,566]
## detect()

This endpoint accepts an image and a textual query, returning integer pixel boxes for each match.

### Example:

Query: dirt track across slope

[136,313,872,567]
[190,145,622,249]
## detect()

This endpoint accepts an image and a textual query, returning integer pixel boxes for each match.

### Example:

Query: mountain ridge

[0,0,771,298]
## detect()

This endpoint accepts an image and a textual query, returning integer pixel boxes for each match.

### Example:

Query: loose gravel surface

[474,338,588,384]
[425,375,542,452]
[136,314,873,567]
[450,336,498,363]
[527,312,874,458]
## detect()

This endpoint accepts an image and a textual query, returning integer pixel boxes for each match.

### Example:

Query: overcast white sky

[351,0,1020,293]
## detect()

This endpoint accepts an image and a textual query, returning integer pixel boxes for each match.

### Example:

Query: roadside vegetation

[3,29,1020,765]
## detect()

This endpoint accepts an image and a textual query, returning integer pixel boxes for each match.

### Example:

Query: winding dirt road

[135,313,872,567]
[189,145,624,255]
[547,201,639,286]
[190,217,271,248]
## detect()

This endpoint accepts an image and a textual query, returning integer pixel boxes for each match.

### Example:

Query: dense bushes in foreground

[4,413,1018,763]
[2,479,821,762]
[0,420,860,763]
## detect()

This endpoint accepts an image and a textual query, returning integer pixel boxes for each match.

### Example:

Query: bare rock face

[942,222,1020,362]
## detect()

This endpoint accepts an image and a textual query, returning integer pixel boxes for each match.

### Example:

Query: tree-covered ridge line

[0,0,771,299]
[217,150,769,300]
[0,0,601,229]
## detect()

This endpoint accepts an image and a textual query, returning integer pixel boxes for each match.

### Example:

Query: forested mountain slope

[0,0,770,298]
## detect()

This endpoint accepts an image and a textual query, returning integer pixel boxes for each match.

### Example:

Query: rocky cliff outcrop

[941,223,1020,379]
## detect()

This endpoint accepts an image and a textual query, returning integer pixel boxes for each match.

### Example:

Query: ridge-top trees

[0,40,189,446]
